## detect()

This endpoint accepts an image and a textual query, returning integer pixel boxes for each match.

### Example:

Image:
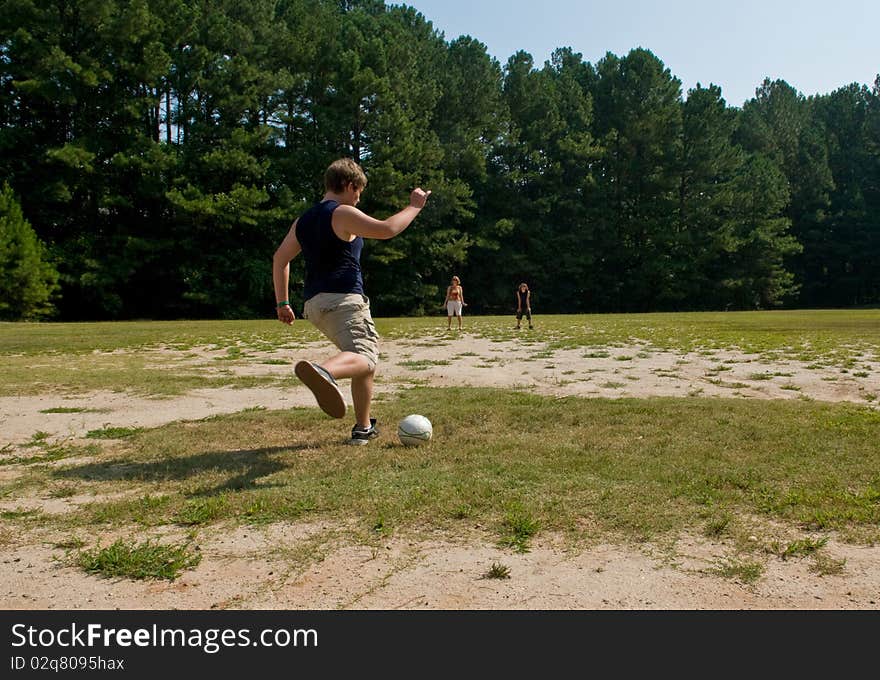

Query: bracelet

[276,300,289,308]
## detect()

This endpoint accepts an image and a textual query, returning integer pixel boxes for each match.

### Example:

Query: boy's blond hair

[324,158,368,193]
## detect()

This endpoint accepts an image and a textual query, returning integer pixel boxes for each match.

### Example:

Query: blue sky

[399,0,879,107]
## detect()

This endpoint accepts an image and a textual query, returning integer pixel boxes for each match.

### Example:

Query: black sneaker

[348,418,379,445]
[294,361,346,418]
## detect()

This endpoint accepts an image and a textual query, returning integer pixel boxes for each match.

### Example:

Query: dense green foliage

[0,182,59,319]
[2,0,878,319]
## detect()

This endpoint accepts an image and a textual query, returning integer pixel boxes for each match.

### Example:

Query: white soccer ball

[397,414,433,447]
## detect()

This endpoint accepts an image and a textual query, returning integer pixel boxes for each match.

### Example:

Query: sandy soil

[1,332,878,610]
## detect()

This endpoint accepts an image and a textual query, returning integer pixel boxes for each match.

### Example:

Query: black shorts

[516,309,531,321]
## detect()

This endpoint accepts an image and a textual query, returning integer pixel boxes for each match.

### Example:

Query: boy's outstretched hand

[410,188,431,209]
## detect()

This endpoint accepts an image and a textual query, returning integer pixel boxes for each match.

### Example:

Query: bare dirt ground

[1,332,878,610]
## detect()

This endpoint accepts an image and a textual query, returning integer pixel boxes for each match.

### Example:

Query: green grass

[0,508,41,520]
[398,359,451,370]
[1,311,878,570]
[0,442,100,467]
[703,514,731,538]
[777,537,829,560]
[75,538,202,580]
[0,319,323,355]
[810,553,846,576]
[39,407,102,414]
[0,352,283,397]
[483,562,511,579]
[711,557,765,584]
[85,427,144,439]
[1,387,868,550]
[2,311,878,396]
[499,505,541,553]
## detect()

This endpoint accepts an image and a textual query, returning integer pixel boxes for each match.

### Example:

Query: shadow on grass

[50,445,312,495]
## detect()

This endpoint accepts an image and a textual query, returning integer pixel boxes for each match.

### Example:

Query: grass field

[1,310,879,592]
[2,310,878,397]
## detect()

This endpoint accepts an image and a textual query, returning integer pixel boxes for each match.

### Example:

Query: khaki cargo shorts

[303,292,379,370]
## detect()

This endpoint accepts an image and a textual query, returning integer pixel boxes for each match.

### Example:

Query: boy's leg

[322,351,371,380]
[300,293,378,425]
[350,369,374,428]
[321,353,374,429]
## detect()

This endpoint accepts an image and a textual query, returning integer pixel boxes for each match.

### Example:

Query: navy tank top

[295,200,364,301]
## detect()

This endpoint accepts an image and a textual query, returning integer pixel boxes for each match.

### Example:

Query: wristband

[276,300,290,308]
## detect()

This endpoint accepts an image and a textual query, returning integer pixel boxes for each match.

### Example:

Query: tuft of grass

[48,484,79,498]
[40,407,98,414]
[809,553,846,576]
[482,562,511,580]
[89,495,173,526]
[75,538,201,581]
[711,557,764,584]
[176,495,229,526]
[23,431,51,448]
[706,378,750,389]
[0,508,41,520]
[85,427,144,439]
[449,504,472,520]
[777,536,828,560]
[703,514,731,538]
[54,536,86,550]
[399,359,451,370]
[500,506,540,554]
[215,347,246,361]
[371,514,391,536]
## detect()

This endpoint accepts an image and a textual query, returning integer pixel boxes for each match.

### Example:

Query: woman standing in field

[444,275,466,330]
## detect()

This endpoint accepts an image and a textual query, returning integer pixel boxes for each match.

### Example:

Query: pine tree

[0,184,60,320]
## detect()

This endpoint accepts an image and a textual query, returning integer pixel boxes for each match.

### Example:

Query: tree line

[2,0,879,320]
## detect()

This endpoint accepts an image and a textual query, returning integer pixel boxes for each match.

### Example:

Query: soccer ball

[397,414,432,447]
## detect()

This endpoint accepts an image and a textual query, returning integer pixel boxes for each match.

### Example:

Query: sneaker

[348,418,379,445]
[294,360,346,418]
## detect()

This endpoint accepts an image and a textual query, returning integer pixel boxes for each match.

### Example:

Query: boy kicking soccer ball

[272,158,431,444]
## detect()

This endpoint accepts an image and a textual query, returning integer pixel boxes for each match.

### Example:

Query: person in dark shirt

[515,282,533,330]
[272,158,431,444]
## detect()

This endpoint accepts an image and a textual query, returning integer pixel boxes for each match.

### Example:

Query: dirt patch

[2,524,877,610]
[2,336,876,446]
[1,332,878,609]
